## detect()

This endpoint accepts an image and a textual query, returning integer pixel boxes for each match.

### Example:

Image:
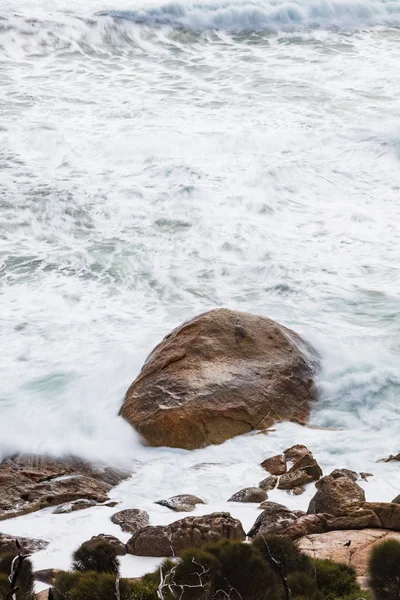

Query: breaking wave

[99,0,400,32]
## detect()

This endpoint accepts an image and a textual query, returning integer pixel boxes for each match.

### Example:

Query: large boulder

[0,455,129,520]
[308,471,365,516]
[120,309,319,449]
[247,502,300,538]
[127,512,245,557]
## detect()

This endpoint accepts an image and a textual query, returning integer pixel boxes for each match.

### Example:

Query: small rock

[392,494,400,504]
[258,476,278,492]
[384,453,400,462]
[127,512,245,557]
[292,487,305,496]
[278,470,314,490]
[111,509,150,534]
[105,501,119,508]
[155,494,205,512]
[283,444,312,463]
[228,488,267,503]
[360,472,373,481]
[260,454,287,475]
[85,534,126,555]
[53,499,97,514]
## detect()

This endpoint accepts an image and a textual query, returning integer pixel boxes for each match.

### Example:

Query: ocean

[1,0,400,578]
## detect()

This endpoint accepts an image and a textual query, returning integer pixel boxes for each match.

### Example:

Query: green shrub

[289,570,319,599]
[72,540,120,574]
[53,571,158,600]
[0,553,35,600]
[313,559,363,600]
[369,539,400,600]
[253,535,312,576]
[147,540,279,600]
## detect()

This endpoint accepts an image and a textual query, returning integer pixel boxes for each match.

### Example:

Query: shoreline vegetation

[0,309,398,598]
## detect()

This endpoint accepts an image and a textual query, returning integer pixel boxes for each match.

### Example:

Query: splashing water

[1,0,399,469]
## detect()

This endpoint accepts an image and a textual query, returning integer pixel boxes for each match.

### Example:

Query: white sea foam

[1,0,400,577]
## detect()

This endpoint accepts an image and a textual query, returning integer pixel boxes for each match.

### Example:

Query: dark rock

[155,495,205,512]
[111,509,150,534]
[247,502,299,538]
[120,309,319,449]
[258,476,278,492]
[392,494,400,504]
[278,470,314,490]
[127,512,245,557]
[261,454,287,475]
[228,487,267,503]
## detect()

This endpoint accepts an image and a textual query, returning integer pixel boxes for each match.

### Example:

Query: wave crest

[99,0,400,32]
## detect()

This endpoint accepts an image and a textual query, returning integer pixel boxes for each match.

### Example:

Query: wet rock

[360,472,373,481]
[308,472,365,516]
[155,495,205,512]
[85,534,126,555]
[127,512,245,557]
[0,455,130,520]
[228,488,267,503]
[283,444,312,463]
[261,454,287,476]
[0,533,48,555]
[111,509,150,534]
[278,470,314,490]
[278,451,322,491]
[53,499,97,514]
[120,309,319,449]
[382,452,400,462]
[258,476,278,492]
[247,502,299,538]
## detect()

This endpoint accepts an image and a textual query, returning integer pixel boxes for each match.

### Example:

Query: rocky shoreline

[0,309,398,595]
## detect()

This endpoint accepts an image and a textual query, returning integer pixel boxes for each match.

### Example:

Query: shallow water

[1,0,400,574]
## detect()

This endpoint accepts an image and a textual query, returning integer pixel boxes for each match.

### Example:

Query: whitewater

[1,0,400,581]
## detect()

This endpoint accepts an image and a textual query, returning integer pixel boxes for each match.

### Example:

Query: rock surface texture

[111,509,150,534]
[308,471,366,516]
[297,529,400,588]
[227,488,267,503]
[120,309,319,449]
[0,455,129,520]
[127,512,246,557]
[155,495,205,512]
